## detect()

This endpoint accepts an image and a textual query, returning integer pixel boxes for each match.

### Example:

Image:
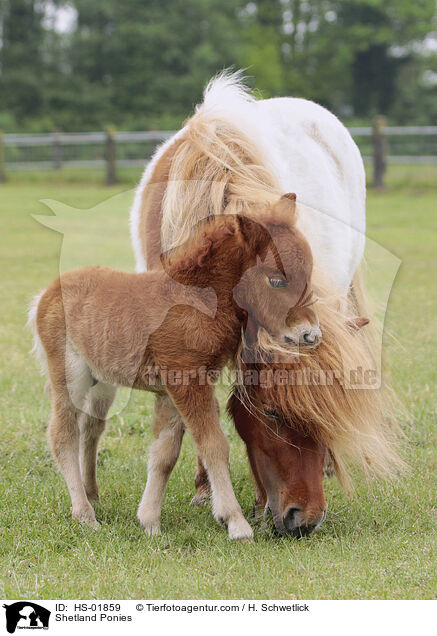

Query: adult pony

[130,72,402,537]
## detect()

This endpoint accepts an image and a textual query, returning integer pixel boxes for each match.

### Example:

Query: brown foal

[30,195,319,539]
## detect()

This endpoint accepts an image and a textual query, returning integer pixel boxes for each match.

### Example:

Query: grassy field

[0,165,436,599]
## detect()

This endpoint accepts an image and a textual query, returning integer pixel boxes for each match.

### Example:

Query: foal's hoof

[72,509,99,530]
[138,511,161,536]
[227,516,253,541]
[142,523,161,537]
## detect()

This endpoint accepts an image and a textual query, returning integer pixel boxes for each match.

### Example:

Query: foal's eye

[263,407,280,421]
[268,275,287,288]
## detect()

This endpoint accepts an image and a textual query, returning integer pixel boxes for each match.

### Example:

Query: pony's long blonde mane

[158,70,405,485]
[235,269,405,490]
[161,71,281,251]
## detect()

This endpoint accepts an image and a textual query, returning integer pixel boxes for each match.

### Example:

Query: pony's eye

[268,275,287,288]
[263,407,280,421]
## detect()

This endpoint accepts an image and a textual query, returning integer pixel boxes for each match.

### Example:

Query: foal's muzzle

[284,325,322,347]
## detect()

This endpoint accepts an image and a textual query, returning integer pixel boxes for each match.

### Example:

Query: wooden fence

[1,120,436,187]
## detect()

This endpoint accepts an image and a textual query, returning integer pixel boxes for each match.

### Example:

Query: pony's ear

[236,214,271,256]
[272,193,297,222]
[346,316,370,332]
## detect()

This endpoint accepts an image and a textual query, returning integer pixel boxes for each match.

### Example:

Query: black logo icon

[3,602,51,634]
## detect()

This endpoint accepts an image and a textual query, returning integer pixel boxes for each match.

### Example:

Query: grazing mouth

[273,521,317,538]
[266,505,326,538]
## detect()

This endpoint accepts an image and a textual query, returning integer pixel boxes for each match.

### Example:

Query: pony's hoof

[190,489,210,507]
[86,491,100,503]
[227,516,253,540]
[323,464,335,478]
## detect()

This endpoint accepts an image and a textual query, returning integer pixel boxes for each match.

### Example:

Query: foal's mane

[161,212,290,286]
[160,215,242,285]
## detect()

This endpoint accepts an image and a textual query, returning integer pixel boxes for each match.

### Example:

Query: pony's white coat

[130,72,366,292]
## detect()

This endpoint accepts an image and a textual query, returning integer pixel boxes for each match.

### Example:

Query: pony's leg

[168,385,253,540]
[191,456,211,506]
[47,358,98,528]
[79,382,117,502]
[137,394,185,535]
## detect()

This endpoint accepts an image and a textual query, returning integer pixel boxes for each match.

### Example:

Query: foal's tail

[27,290,48,377]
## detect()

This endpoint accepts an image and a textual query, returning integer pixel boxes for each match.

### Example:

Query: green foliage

[0,0,45,120]
[240,23,284,97]
[0,0,436,127]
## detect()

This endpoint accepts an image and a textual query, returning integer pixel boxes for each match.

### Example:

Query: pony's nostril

[283,506,301,532]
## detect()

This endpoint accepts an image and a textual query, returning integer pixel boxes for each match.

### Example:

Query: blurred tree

[390,53,437,125]
[0,0,436,130]
[238,0,284,96]
[0,0,45,121]
[67,0,245,129]
[339,0,436,117]
[241,0,436,117]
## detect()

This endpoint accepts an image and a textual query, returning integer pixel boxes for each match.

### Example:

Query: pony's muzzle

[282,505,326,537]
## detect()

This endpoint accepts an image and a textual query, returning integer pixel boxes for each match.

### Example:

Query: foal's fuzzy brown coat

[30,203,316,539]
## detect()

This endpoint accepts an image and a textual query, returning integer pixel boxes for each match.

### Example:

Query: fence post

[53,130,63,170]
[0,131,6,183]
[372,115,387,188]
[105,126,117,185]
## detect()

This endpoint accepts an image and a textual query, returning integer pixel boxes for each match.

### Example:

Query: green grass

[0,165,436,599]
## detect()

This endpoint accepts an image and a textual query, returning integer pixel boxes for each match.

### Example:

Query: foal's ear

[235,215,271,256]
[272,193,297,222]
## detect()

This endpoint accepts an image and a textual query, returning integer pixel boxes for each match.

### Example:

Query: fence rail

[0,122,436,186]
[3,130,175,145]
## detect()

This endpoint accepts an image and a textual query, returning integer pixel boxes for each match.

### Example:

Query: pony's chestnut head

[229,390,327,537]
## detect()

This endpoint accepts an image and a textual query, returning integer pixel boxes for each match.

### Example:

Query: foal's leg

[137,394,185,535]
[168,385,253,540]
[47,357,98,528]
[191,396,219,505]
[79,382,117,502]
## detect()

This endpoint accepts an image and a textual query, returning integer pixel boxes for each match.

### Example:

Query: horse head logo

[3,602,51,634]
